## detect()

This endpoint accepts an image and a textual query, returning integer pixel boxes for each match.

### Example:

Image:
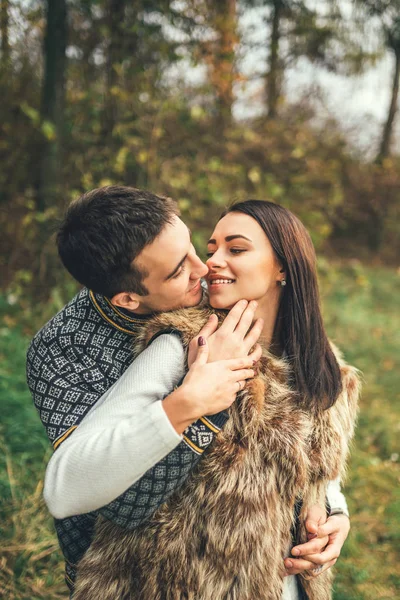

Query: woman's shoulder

[329,341,361,394]
[328,340,361,428]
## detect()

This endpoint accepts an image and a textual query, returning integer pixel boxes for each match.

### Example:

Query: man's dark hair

[57,186,178,297]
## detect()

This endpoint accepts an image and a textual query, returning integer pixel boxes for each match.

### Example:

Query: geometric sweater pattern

[26,287,228,594]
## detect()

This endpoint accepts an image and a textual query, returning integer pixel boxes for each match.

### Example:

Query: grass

[320,263,400,600]
[0,264,399,599]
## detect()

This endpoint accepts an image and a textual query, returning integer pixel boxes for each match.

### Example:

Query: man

[27,186,350,595]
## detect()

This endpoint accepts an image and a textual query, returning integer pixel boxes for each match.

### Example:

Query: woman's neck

[255,291,282,354]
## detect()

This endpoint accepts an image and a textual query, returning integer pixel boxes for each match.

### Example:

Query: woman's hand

[163,336,255,434]
[187,300,263,368]
[284,505,350,578]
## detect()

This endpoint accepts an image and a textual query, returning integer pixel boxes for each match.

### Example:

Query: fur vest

[73,307,360,600]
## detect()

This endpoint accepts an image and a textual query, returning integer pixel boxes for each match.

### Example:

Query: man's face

[133,216,208,314]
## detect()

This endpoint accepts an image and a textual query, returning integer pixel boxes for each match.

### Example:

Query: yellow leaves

[20,104,56,140]
[81,173,94,190]
[248,167,261,184]
[291,146,305,159]
[318,223,332,238]
[20,102,40,126]
[114,147,129,174]
[99,178,114,187]
[41,121,56,141]
[190,105,205,120]
[137,150,148,165]
[178,199,191,211]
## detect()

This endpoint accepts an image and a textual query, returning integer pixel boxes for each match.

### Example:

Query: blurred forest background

[0,0,399,598]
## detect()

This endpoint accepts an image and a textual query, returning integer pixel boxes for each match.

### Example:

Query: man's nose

[190,253,208,278]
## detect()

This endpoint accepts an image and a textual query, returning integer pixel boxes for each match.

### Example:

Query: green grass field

[0,264,399,599]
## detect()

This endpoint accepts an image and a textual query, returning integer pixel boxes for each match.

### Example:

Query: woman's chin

[209,294,237,310]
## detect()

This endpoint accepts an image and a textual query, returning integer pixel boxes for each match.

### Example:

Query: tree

[358,1,400,162]
[36,0,68,211]
[0,0,10,70]
[104,0,126,141]
[204,0,238,127]
[241,0,363,118]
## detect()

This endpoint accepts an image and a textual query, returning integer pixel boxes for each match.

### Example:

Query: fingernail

[198,336,206,346]
[307,533,318,540]
[292,548,300,556]
[286,560,293,568]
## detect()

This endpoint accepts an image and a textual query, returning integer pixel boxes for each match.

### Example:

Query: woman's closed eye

[206,248,246,257]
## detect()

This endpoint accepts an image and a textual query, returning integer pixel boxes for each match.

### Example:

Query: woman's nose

[206,251,227,270]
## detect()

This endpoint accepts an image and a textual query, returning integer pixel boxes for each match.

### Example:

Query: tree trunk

[36,0,67,211]
[206,0,237,130]
[376,48,400,164]
[104,0,126,142]
[267,0,283,119]
[0,0,10,69]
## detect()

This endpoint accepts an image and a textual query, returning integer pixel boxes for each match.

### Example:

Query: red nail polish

[198,336,206,346]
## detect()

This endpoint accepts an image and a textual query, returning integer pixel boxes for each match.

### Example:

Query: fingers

[196,314,219,340]
[192,336,209,366]
[232,368,255,382]
[284,556,316,574]
[305,539,343,565]
[291,536,329,558]
[243,318,264,350]
[305,504,327,527]
[225,356,256,370]
[219,300,249,333]
[234,301,258,337]
[248,344,262,364]
[318,514,350,538]
[286,558,337,578]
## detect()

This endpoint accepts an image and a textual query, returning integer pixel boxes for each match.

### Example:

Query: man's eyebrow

[207,234,252,244]
[165,254,188,280]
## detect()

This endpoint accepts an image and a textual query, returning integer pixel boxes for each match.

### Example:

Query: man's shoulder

[29,288,92,348]
[26,288,97,375]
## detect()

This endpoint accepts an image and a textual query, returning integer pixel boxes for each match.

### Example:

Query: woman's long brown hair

[224,200,342,410]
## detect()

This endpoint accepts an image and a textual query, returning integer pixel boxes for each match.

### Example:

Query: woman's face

[206,212,284,310]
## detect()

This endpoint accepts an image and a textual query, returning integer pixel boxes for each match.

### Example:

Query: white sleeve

[326,478,349,517]
[43,334,185,519]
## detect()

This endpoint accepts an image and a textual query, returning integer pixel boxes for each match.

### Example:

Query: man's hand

[187,300,263,368]
[284,505,350,578]
[163,335,255,434]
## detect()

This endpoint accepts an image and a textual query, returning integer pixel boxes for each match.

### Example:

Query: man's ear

[110,292,140,312]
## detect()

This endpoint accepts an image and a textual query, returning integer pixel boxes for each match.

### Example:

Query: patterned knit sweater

[26,287,228,593]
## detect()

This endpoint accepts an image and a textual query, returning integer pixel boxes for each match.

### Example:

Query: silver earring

[280,279,287,287]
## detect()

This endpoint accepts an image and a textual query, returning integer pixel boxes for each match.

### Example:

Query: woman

[73,200,359,600]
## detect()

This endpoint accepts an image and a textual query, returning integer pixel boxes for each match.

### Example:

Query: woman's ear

[278,266,287,285]
[110,292,140,312]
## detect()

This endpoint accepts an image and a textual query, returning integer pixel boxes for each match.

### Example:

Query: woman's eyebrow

[207,234,252,245]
